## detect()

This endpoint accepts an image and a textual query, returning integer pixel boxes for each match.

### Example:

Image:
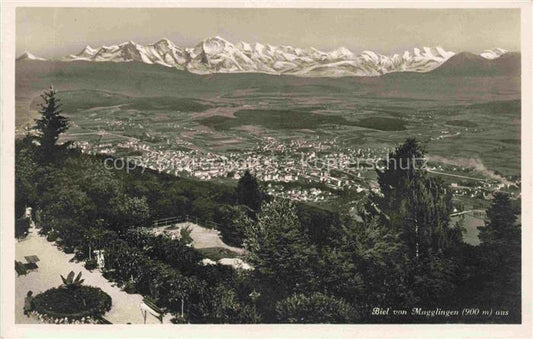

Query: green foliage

[191,197,216,222]
[179,225,193,245]
[236,170,264,211]
[479,192,519,245]
[275,293,356,323]
[61,271,85,289]
[197,247,240,261]
[476,193,521,321]
[123,280,136,294]
[189,284,258,324]
[15,261,28,276]
[33,285,112,321]
[114,196,151,230]
[372,138,461,258]
[85,258,97,270]
[213,204,250,247]
[295,203,341,248]
[15,217,31,239]
[32,85,70,161]
[122,228,203,274]
[323,217,413,316]
[15,137,40,217]
[363,138,465,308]
[14,129,522,323]
[243,198,318,296]
[46,231,58,242]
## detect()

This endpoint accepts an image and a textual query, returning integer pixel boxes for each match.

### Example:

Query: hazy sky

[16,8,521,58]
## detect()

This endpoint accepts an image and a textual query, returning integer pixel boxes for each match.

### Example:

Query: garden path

[15,226,173,324]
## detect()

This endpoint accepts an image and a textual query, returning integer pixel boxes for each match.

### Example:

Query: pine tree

[367,138,463,306]
[376,137,425,198]
[478,192,521,320]
[33,85,69,160]
[236,170,264,212]
[370,138,461,258]
[479,192,519,245]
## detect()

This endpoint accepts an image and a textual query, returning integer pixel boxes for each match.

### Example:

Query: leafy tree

[113,195,151,230]
[243,198,318,296]
[33,85,69,161]
[275,292,356,323]
[236,170,264,212]
[188,284,257,323]
[407,248,458,306]
[214,204,251,247]
[295,203,342,249]
[322,217,413,317]
[191,197,216,222]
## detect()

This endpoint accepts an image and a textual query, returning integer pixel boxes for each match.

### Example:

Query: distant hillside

[431,52,520,77]
[15,59,520,111]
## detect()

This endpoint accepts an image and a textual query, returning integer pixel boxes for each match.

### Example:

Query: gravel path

[15,225,173,324]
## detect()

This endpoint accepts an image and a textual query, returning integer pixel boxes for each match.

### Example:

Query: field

[16,61,521,178]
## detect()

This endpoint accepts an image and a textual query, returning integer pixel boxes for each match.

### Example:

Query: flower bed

[33,285,112,322]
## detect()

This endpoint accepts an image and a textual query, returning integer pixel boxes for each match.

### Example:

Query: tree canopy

[33,85,70,161]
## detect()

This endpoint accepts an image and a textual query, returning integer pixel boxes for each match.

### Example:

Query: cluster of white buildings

[71,133,520,203]
[265,184,334,202]
[72,136,392,201]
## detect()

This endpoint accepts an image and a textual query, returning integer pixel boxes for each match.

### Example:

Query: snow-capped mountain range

[18,36,510,77]
[16,51,47,61]
[479,48,508,60]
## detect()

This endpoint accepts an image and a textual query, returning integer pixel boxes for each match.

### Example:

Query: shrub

[33,285,112,321]
[15,261,28,276]
[179,226,193,245]
[123,280,136,294]
[171,315,187,324]
[47,231,58,242]
[275,293,357,323]
[85,258,97,270]
[74,251,86,262]
[15,217,31,239]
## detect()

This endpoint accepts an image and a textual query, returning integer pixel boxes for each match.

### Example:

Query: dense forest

[15,87,521,323]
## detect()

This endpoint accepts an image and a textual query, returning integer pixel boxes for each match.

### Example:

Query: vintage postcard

[1,1,531,338]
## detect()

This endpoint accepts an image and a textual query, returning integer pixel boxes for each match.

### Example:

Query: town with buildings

[72,133,520,204]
